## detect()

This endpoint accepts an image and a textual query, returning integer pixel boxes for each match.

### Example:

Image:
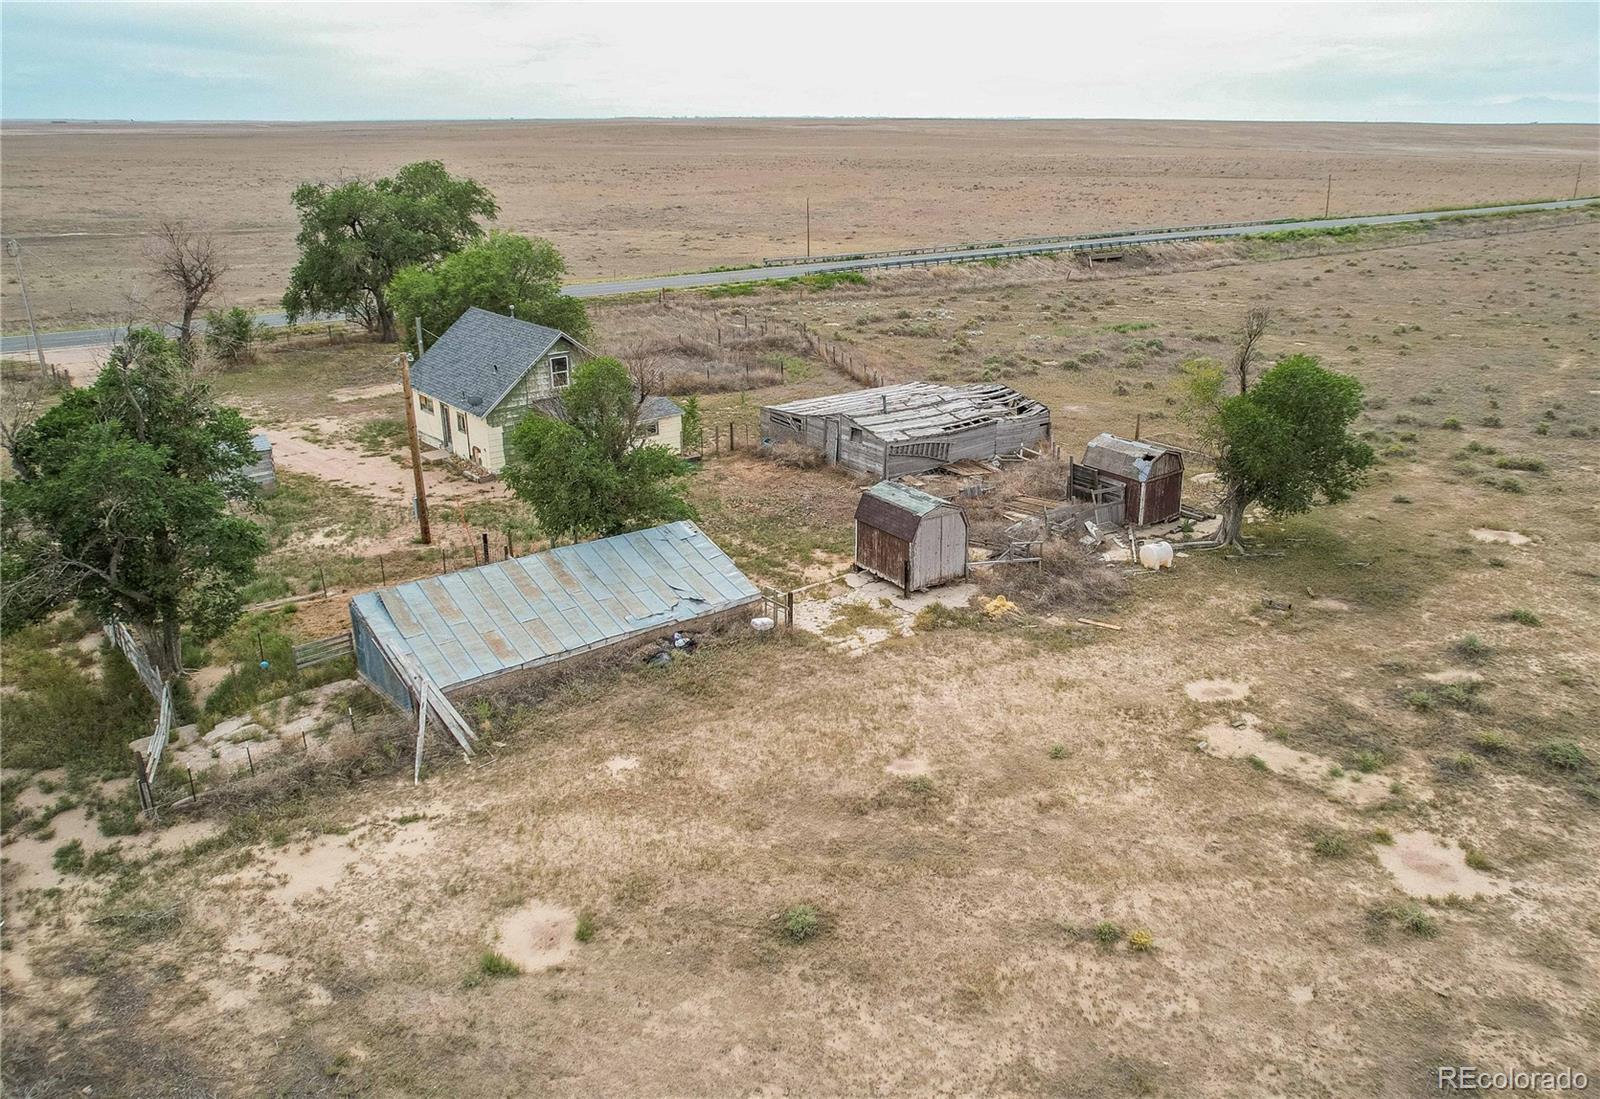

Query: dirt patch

[1375,831,1508,899]
[1185,678,1251,703]
[1308,598,1353,612]
[792,573,981,654]
[1422,669,1485,685]
[1468,528,1534,545]
[492,902,578,972]
[884,757,931,778]
[1195,714,1390,807]
[605,756,640,779]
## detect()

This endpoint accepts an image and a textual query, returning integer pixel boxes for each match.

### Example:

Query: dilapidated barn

[854,481,969,593]
[1077,433,1185,526]
[761,382,1051,477]
[350,522,762,713]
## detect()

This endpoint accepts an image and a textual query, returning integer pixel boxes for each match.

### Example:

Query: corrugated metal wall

[352,605,414,713]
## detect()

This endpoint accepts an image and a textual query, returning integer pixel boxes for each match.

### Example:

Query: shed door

[823,419,839,464]
[440,405,453,447]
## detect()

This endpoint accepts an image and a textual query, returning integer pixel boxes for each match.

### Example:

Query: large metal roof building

[350,522,762,712]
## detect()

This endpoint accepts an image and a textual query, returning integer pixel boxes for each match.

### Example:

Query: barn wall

[910,509,967,589]
[1140,471,1184,524]
[856,523,911,587]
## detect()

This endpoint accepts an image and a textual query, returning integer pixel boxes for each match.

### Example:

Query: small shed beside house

[245,432,277,494]
[350,521,761,714]
[1078,433,1184,526]
[854,481,969,593]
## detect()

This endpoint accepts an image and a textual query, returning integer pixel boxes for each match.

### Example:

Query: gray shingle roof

[409,307,567,415]
[638,395,683,423]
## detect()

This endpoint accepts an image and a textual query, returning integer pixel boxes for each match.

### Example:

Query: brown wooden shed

[854,482,968,593]
[1079,433,1184,526]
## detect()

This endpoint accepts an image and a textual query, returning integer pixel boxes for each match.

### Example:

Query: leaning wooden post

[398,350,433,544]
[786,590,795,630]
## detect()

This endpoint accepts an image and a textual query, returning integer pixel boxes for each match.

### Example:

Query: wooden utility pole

[806,196,811,258]
[1324,172,1332,219]
[1575,162,1584,200]
[398,348,433,545]
[5,239,49,378]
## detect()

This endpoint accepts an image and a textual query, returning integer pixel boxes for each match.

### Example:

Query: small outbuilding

[854,481,969,593]
[245,432,277,494]
[1078,433,1184,526]
[350,521,762,713]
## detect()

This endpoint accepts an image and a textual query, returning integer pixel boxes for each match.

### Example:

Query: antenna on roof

[509,304,515,318]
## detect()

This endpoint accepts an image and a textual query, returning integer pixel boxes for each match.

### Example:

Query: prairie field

[3,204,1598,1097]
[1,118,1596,331]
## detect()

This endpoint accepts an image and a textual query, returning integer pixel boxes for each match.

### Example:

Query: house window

[455,411,467,431]
[849,426,863,442]
[549,354,571,388]
[634,420,660,437]
[418,395,434,413]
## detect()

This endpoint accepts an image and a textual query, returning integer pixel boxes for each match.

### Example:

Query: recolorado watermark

[1435,1066,1589,1092]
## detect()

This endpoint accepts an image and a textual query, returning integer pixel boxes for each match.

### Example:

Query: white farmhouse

[409,307,683,473]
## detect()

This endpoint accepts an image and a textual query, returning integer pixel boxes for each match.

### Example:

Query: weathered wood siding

[487,336,590,430]
[909,508,968,590]
[767,405,1051,477]
[856,507,967,591]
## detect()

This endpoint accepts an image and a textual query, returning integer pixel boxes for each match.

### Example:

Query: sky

[1,2,1596,124]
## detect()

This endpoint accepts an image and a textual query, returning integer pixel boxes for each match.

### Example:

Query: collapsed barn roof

[350,521,760,693]
[1081,433,1181,482]
[766,382,1047,442]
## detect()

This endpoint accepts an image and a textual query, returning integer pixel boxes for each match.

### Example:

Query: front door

[440,405,453,447]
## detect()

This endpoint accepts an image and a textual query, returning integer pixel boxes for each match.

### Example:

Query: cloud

[2,1,1595,122]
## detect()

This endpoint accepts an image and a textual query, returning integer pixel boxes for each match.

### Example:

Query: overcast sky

[2,2,1596,124]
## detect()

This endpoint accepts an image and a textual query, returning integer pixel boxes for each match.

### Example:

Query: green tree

[678,395,704,455]
[502,357,694,542]
[390,231,589,352]
[1182,353,1374,548]
[2,330,267,678]
[203,306,261,367]
[281,161,498,342]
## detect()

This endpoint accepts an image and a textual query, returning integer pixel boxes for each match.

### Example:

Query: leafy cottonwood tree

[502,357,694,542]
[2,330,267,677]
[281,161,498,342]
[1182,352,1374,548]
[389,231,590,351]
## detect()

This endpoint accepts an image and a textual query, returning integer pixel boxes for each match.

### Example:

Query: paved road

[6,198,1593,356]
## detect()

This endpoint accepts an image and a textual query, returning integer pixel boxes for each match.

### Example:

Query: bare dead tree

[147,221,228,362]
[1231,305,1271,394]
[624,342,666,438]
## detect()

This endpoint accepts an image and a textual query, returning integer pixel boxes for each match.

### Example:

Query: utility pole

[5,239,49,377]
[806,196,811,258]
[1575,162,1583,200]
[1324,172,1332,219]
[398,340,433,545]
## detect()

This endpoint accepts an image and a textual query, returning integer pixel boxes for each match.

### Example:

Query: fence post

[786,590,794,630]
[729,422,735,452]
[245,744,255,777]
[481,532,490,565]
[319,564,328,598]
[902,559,911,600]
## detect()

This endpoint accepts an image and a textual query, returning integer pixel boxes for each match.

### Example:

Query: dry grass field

[3,207,1599,1097]
[2,118,1596,331]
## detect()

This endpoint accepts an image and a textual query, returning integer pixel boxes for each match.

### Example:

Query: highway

[5,197,1593,356]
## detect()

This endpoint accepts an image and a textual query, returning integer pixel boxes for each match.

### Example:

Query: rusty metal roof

[350,521,761,691]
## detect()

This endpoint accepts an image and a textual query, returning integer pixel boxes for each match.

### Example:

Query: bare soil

[4,206,1598,1097]
[2,118,1596,331]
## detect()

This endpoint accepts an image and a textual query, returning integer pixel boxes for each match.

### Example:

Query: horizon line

[4,115,1597,128]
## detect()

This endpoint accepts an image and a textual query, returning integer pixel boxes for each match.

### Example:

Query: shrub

[1246,754,1269,771]
[1352,750,1384,773]
[782,904,820,942]
[1536,740,1589,772]
[477,951,521,978]
[1371,828,1395,845]
[1371,901,1440,938]
[53,839,86,874]
[574,912,596,943]
[1470,731,1510,756]
[1451,635,1490,662]
[1128,929,1154,952]
[1505,608,1542,627]
[203,306,261,367]
[1093,920,1123,945]
[1463,847,1492,872]
[1311,831,1350,858]
[1439,418,1462,431]
[1494,456,1545,473]
[1048,743,1067,760]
